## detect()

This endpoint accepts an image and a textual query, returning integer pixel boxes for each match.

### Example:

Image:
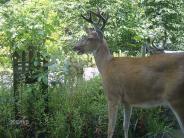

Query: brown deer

[73,9,184,138]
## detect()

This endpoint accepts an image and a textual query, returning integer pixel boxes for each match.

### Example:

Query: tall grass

[0,76,178,138]
[48,77,107,138]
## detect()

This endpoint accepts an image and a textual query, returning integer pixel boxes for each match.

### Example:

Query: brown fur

[102,55,184,105]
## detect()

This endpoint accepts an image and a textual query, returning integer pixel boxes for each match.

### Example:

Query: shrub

[0,77,177,138]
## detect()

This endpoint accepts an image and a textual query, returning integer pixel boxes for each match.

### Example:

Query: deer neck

[93,40,112,74]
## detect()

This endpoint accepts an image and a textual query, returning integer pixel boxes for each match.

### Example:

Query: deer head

[73,9,108,54]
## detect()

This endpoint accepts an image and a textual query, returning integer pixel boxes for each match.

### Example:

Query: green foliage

[1,0,184,69]
[0,47,11,68]
[141,0,184,50]
[48,77,107,138]
[0,77,177,138]
[0,0,58,52]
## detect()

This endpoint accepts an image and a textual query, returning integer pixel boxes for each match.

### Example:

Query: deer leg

[169,100,184,135]
[123,104,132,138]
[107,100,118,138]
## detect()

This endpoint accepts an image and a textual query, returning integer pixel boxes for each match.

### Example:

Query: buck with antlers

[73,9,184,138]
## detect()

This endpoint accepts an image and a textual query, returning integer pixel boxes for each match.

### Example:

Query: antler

[81,8,108,30]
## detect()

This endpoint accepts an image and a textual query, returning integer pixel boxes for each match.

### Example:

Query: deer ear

[95,29,104,40]
[85,27,94,34]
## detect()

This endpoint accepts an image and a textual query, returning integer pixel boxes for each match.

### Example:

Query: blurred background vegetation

[0,0,184,138]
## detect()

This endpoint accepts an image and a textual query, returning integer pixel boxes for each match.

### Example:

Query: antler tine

[90,10,109,30]
[81,8,108,30]
[96,8,101,26]
[101,12,109,30]
[81,11,94,24]
[96,7,101,25]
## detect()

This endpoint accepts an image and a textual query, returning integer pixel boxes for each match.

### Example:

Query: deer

[73,9,184,138]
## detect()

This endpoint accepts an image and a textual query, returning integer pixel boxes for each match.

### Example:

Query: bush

[48,77,107,138]
[0,77,177,138]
